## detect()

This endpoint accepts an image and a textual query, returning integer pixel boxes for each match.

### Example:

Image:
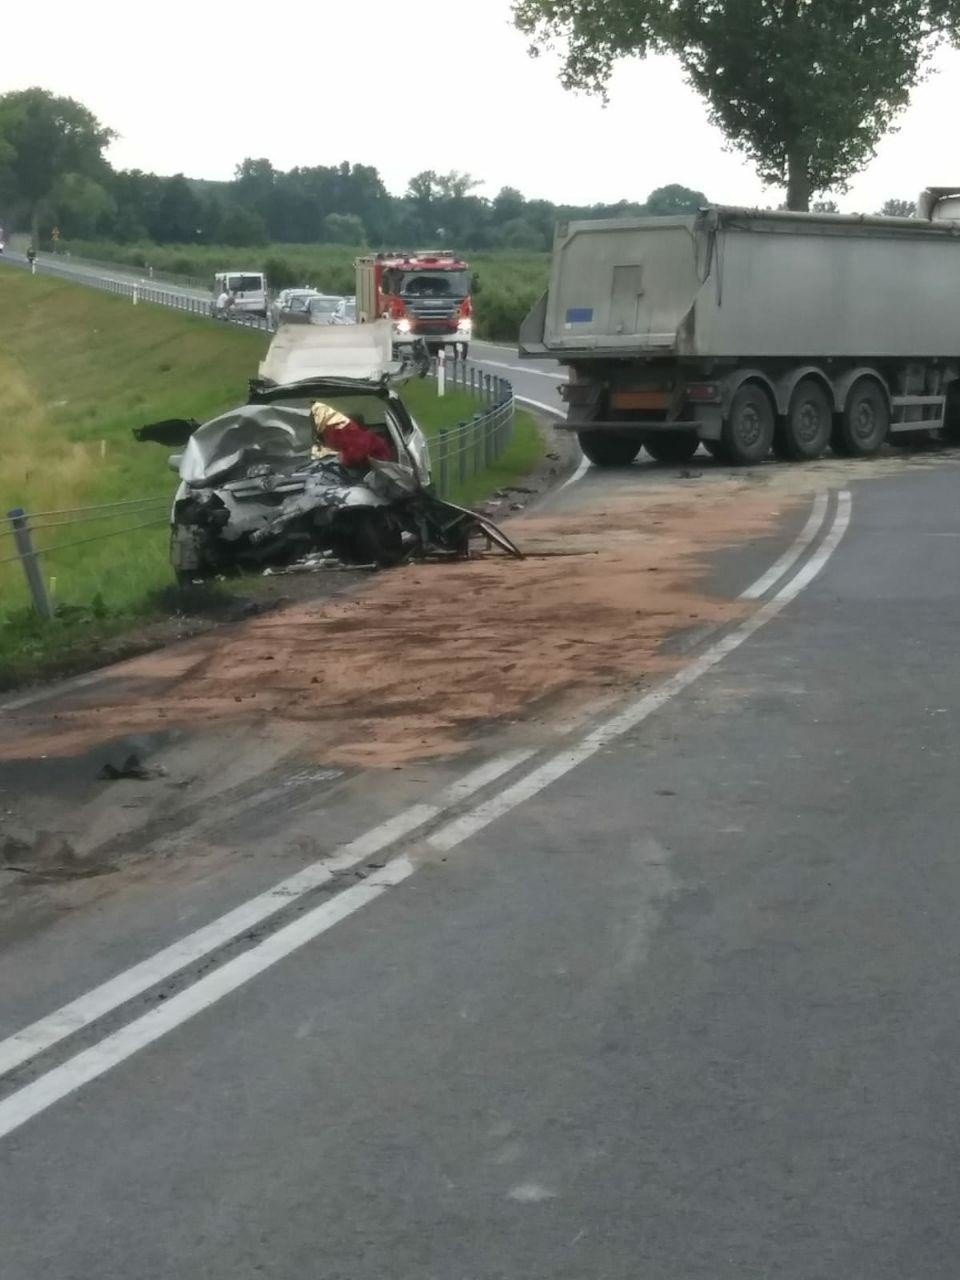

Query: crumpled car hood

[179,404,312,486]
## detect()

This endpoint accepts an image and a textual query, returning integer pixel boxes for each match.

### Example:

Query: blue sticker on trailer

[565,307,594,324]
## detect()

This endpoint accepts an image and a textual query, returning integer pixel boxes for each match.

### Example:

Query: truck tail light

[687,383,721,403]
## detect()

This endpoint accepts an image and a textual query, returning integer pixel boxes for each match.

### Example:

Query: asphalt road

[471,338,567,417]
[4,459,960,1276]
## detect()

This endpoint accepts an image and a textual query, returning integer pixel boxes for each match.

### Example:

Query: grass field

[0,267,542,685]
[62,240,551,343]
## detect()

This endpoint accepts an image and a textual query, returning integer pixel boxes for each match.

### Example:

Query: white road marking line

[557,455,590,492]
[0,856,417,1143]
[510,392,583,486]
[426,492,851,855]
[740,490,830,600]
[472,341,521,355]
[478,358,567,381]
[0,495,851,1141]
[0,750,534,1081]
[516,395,563,416]
[1,667,115,713]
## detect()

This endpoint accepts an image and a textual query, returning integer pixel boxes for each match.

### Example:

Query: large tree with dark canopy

[513,0,960,210]
[0,87,114,239]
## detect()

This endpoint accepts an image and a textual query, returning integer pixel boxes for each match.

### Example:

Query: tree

[879,197,916,217]
[218,205,269,246]
[151,174,202,243]
[0,87,114,240]
[495,217,549,249]
[513,0,960,211]
[51,173,116,239]
[812,200,839,213]
[644,183,708,214]
[493,186,527,223]
[321,211,366,244]
[234,157,276,211]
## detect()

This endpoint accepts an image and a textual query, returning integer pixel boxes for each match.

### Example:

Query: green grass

[62,239,551,342]
[0,266,543,686]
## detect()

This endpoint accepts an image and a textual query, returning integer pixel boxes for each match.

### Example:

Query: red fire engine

[356,250,473,358]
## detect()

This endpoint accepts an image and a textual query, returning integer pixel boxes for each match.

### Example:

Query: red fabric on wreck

[325,421,392,468]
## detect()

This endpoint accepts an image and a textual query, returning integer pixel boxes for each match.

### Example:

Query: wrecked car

[135,322,521,582]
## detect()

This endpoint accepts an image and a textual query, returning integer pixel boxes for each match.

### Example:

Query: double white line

[0,489,850,1142]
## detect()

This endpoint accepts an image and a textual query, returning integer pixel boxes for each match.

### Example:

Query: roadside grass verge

[0,267,542,687]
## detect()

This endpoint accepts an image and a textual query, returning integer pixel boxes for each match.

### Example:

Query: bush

[475,288,541,342]
[263,256,299,289]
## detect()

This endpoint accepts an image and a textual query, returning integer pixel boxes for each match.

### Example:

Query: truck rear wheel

[641,432,700,464]
[778,379,833,460]
[577,430,643,467]
[834,380,888,456]
[722,384,775,465]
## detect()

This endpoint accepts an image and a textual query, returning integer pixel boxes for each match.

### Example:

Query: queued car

[303,295,346,326]
[270,288,320,325]
[275,293,345,327]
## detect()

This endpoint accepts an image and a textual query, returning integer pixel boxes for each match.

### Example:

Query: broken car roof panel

[257,318,395,385]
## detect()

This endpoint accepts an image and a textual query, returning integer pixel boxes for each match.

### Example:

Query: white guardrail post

[7,508,52,620]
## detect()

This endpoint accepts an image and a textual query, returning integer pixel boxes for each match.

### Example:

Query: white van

[213,271,268,317]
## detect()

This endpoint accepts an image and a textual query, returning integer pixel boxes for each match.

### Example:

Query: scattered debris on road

[1,473,803,774]
[98,752,164,781]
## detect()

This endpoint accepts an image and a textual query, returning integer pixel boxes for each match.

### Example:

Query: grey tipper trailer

[519,192,960,466]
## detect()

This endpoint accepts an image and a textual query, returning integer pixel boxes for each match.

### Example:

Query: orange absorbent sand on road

[1,481,796,769]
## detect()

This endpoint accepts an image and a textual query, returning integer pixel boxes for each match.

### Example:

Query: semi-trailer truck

[520,188,960,466]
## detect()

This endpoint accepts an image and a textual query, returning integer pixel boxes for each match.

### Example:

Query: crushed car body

[134,322,521,581]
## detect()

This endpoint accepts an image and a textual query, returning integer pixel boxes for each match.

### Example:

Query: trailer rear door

[544,217,701,354]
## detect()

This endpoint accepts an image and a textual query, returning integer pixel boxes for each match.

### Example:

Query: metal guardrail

[427,361,515,499]
[45,251,208,292]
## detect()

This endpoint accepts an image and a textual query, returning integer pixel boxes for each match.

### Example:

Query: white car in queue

[213,271,268,317]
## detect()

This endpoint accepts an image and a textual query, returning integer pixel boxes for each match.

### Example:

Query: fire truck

[356,250,473,358]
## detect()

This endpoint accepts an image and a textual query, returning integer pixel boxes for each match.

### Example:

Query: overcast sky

[2,0,957,212]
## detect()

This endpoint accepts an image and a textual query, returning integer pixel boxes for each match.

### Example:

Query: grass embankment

[0,268,542,686]
[62,240,551,342]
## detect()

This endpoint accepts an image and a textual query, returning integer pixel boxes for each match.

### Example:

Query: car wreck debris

[136,323,521,582]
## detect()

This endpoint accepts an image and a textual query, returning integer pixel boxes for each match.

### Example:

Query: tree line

[0,87,925,255]
[0,90,714,250]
